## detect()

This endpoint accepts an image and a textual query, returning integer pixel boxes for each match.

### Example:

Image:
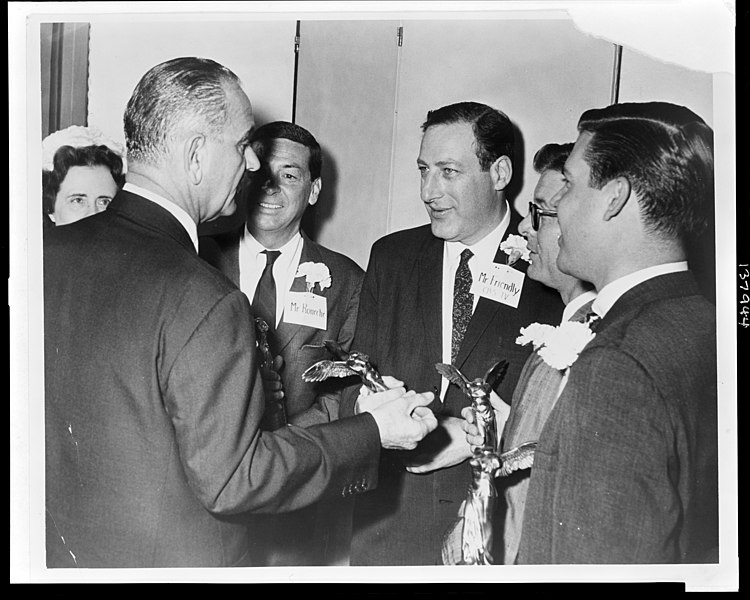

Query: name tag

[470,261,525,308]
[283,291,328,330]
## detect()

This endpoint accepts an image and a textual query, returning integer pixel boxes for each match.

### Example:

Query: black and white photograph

[9,0,739,589]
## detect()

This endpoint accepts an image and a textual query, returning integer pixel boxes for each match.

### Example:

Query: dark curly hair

[421,101,515,170]
[42,144,125,225]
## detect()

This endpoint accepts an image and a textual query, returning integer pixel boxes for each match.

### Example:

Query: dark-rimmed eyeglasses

[528,202,558,231]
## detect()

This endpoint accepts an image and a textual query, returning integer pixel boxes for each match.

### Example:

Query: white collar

[123,182,199,253]
[562,289,598,323]
[592,261,688,318]
[243,229,303,255]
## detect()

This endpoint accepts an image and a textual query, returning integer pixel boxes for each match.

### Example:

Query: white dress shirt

[238,230,304,327]
[439,203,511,400]
[123,182,199,253]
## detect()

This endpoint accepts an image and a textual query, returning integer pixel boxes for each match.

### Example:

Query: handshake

[260,344,438,451]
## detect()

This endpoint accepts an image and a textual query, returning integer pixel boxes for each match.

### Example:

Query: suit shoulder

[620,293,715,348]
[371,224,433,257]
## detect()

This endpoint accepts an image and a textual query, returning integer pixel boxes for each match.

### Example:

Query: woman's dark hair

[42,144,125,222]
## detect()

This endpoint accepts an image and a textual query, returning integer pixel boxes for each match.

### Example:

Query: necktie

[451,248,474,364]
[252,250,281,335]
[583,310,602,332]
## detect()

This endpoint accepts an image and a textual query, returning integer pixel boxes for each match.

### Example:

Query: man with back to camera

[43,56,437,568]
[339,101,564,565]
[517,102,718,564]
[200,121,365,565]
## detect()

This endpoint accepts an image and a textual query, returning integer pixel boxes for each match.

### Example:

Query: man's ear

[186,134,206,185]
[490,156,513,191]
[602,176,631,221]
[308,178,322,207]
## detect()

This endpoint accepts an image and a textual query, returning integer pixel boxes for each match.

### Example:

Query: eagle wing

[497,441,537,477]
[435,363,471,396]
[301,360,354,382]
[484,359,509,392]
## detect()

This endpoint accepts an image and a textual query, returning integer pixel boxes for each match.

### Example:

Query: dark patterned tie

[451,248,474,364]
[252,250,281,336]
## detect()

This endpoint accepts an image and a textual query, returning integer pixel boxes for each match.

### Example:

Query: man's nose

[518,211,533,239]
[261,174,280,193]
[421,171,441,203]
[244,146,261,172]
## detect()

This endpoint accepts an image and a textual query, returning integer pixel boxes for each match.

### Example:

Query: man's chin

[429,220,456,242]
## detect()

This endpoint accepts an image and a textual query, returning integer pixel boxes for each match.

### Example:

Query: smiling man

[199,121,366,565]
[339,102,563,565]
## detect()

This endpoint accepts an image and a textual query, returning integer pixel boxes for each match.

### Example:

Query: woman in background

[42,125,126,229]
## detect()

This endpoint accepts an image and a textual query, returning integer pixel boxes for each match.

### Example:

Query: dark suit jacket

[519,271,718,564]
[199,226,364,566]
[339,215,564,565]
[199,227,364,426]
[43,190,380,568]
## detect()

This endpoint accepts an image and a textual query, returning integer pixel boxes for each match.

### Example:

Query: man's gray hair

[124,57,241,165]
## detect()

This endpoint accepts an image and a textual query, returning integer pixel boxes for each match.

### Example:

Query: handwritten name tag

[283,291,328,330]
[470,262,525,308]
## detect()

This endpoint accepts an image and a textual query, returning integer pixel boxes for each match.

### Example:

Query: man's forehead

[419,122,477,161]
[534,169,565,206]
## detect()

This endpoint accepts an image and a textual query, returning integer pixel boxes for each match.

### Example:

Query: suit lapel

[454,231,520,369]
[416,235,444,366]
[274,236,321,354]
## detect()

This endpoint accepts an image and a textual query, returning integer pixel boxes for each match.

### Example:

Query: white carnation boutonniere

[42,125,126,172]
[295,261,332,293]
[500,234,531,268]
[516,320,596,370]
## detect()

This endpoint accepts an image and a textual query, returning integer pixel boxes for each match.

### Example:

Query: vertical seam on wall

[292,20,301,123]
[610,43,623,105]
[384,22,404,236]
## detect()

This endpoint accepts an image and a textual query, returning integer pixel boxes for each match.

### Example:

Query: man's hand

[260,355,284,403]
[367,389,437,450]
[405,416,473,473]
[354,375,405,414]
[461,390,510,449]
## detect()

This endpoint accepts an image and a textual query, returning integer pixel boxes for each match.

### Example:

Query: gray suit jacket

[44,191,379,568]
[199,228,364,426]
[519,271,718,564]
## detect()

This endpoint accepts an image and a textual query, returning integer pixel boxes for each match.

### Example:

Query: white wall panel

[88,17,297,151]
[389,18,614,235]
[295,20,400,269]
[618,47,713,126]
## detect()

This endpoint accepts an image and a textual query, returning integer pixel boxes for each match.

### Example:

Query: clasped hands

[357,377,510,470]
[359,381,512,474]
